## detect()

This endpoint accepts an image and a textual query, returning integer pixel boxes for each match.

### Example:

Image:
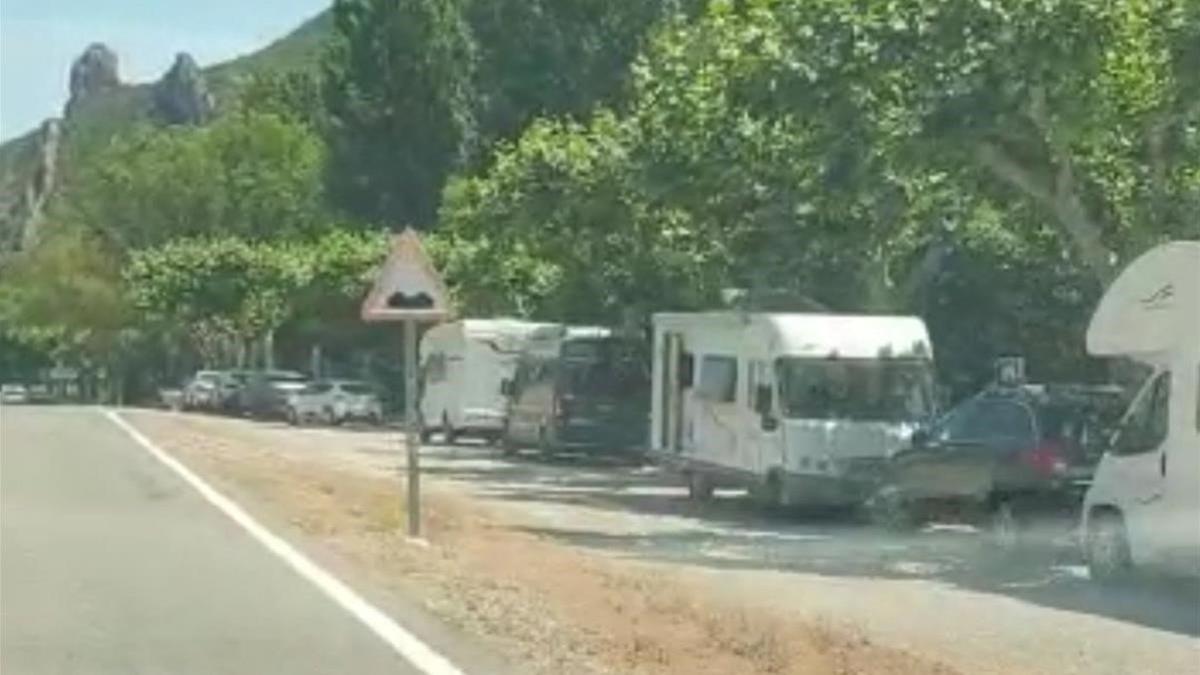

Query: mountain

[0,10,333,257]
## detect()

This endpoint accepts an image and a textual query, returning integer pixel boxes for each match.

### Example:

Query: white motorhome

[651,312,935,507]
[420,319,557,443]
[1081,241,1200,581]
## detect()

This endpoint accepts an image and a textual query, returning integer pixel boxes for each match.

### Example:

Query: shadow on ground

[412,443,1200,638]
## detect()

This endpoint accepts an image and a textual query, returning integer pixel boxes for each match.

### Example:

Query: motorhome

[420,319,557,443]
[502,326,650,455]
[651,312,935,507]
[1081,241,1200,581]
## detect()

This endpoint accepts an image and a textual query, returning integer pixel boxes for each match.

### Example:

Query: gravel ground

[124,410,1200,675]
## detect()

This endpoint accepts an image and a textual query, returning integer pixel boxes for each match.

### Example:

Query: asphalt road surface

[1,405,451,675]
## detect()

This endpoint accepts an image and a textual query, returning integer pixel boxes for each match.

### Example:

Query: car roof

[976,383,1124,409]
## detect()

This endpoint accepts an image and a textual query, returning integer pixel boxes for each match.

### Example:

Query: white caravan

[651,312,935,507]
[1081,241,1200,581]
[420,319,557,442]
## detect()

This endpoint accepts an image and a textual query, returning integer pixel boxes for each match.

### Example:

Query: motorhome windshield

[777,358,932,422]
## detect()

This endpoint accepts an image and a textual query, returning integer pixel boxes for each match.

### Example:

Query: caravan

[420,319,556,443]
[1081,241,1200,581]
[652,312,935,507]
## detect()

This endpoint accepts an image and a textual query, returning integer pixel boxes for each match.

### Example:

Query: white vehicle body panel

[1083,241,1200,577]
[651,312,934,506]
[289,381,382,422]
[419,319,558,435]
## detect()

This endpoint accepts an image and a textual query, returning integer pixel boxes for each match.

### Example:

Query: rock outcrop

[66,43,121,115]
[153,53,215,125]
[20,119,63,249]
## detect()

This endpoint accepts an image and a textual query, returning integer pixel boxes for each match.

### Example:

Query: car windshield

[935,397,1036,450]
[777,358,932,422]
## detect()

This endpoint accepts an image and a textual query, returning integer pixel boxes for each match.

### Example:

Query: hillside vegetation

[1,0,1198,399]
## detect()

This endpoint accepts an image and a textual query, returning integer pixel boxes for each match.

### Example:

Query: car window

[341,383,374,395]
[938,398,1034,450]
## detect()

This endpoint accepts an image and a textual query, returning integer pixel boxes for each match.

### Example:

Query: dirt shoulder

[121,410,954,675]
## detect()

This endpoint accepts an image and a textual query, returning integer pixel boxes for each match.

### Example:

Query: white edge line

[103,409,467,675]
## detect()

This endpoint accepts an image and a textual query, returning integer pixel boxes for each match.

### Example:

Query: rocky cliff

[154,53,215,125]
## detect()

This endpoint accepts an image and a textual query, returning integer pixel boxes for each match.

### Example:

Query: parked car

[869,383,1125,547]
[239,370,310,419]
[182,370,223,410]
[215,370,252,413]
[286,380,384,426]
[1,383,29,404]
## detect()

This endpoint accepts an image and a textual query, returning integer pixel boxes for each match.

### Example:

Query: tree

[323,0,477,226]
[0,226,135,390]
[61,111,328,249]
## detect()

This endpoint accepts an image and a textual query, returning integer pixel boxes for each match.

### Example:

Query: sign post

[361,229,452,538]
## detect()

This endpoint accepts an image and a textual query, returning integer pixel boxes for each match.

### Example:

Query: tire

[321,407,337,426]
[442,413,458,445]
[1087,510,1133,584]
[868,486,918,532]
[286,408,300,426]
[687,471,715,501]
[989,500,1022,551]
[752,471,786,511]
[537,427,555,459]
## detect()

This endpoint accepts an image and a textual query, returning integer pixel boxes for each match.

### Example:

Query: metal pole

[403,320,421,537]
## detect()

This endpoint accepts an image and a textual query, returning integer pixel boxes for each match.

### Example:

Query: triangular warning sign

[361,228,453,322]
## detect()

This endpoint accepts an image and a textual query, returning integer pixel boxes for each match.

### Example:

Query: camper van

[652,312,935,508]
[1081,241,1200,581]
[420,319,557,443]
[502,326,650,455]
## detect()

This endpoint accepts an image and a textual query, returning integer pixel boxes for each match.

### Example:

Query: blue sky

[0,0,330,141]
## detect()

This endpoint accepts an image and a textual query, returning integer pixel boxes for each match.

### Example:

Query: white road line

[103,410,467,675]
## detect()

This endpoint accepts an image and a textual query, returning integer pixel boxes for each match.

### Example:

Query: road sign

[361,229,451,539]
[361,228,452,323]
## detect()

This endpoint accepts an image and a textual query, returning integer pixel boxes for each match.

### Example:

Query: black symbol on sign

[387,291,434,309]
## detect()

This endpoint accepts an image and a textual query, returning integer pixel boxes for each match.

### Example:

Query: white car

[1,384,29,404]
[286,380,384,426]
[182,370,223,410]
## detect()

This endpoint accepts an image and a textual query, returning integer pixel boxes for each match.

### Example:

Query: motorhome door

[693,353,741,463]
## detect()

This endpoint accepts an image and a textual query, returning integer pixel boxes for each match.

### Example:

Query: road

[0,406,464,675]
[123,411,1200,675]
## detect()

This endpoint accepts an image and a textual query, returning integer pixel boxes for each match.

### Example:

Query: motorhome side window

[697,355,737,403]
[1116,371,1170,455]
[777,358,932,422]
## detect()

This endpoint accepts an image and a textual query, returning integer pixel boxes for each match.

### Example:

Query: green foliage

[323,0,477,226]
[0,227,132,366]
[61,111,328,249]
[439,0,1200,384]
[124,231,387,365]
